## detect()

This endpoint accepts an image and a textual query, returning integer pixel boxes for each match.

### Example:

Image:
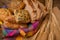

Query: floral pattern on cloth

[1,21,40,40]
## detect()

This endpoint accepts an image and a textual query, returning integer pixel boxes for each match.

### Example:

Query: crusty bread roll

[3,21,28,29]
[0,8,11,21]
[7,0,25,12]
[14,9,31,23]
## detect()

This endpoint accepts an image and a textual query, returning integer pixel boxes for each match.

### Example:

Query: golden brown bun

[0,8,12,21]
[14,9,31,23]
[3,21,28,29]
[7,1,25,12]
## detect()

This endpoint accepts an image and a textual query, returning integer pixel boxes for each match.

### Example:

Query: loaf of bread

[3,21,28,29]
[7,0,25,12]
[0,8,12,21]
[14,9,31,23]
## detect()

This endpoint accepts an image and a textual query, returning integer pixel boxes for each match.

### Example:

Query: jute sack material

[23,7,60,40]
